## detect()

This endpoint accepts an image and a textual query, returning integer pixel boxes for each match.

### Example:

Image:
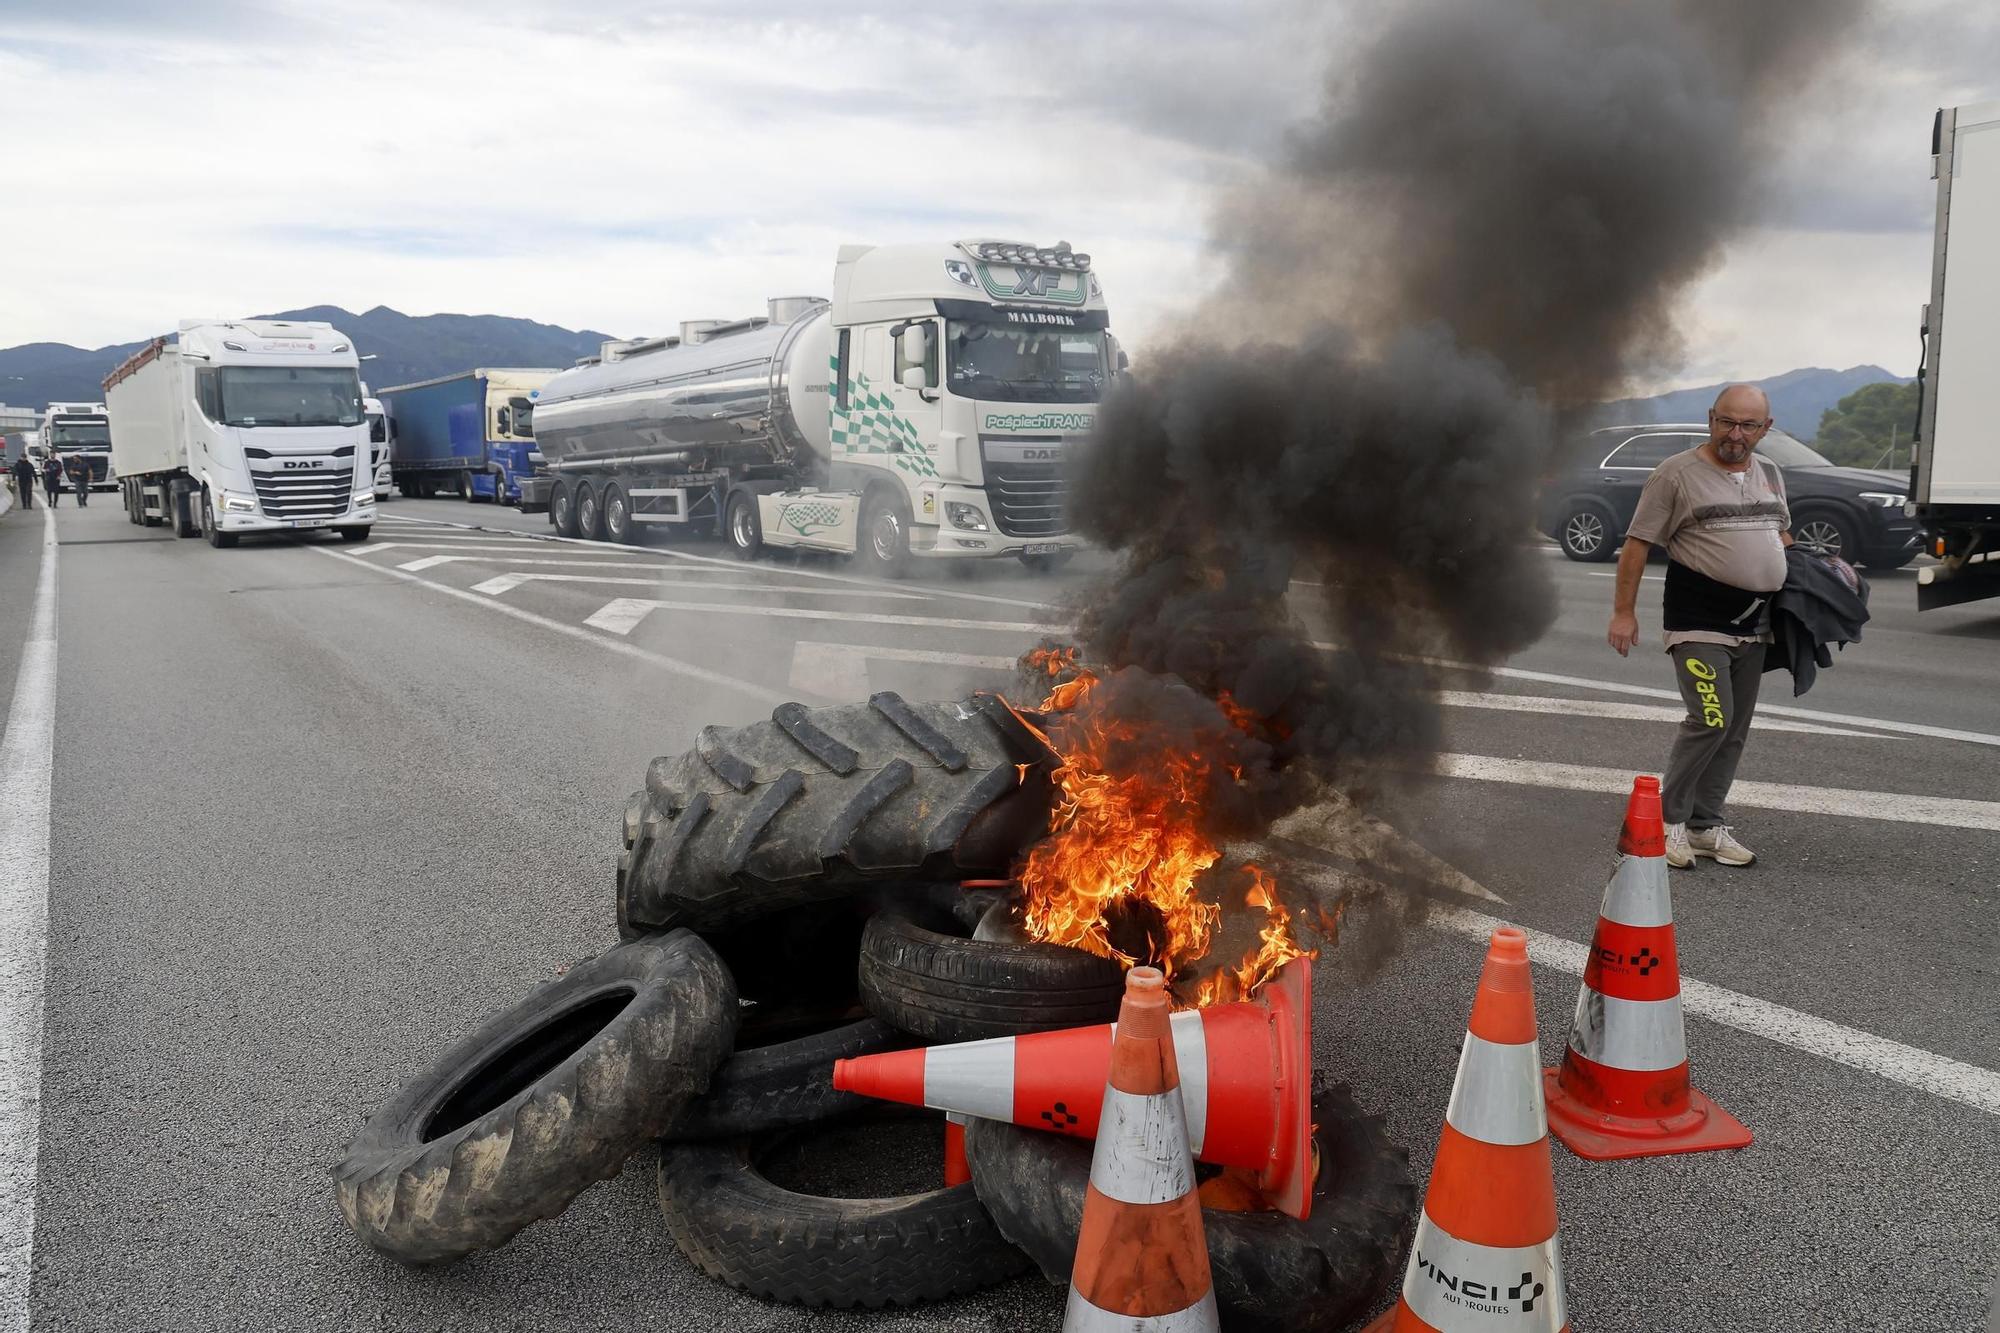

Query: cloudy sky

[1,0,1994,393]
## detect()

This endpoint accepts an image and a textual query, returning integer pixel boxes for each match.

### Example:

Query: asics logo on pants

[1683,657,1726,729]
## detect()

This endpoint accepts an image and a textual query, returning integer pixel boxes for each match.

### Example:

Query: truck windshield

[50,423,111,448]
[946,324,1106,403]
[214,367,365,428]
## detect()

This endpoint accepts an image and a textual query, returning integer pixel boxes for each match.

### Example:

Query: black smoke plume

[1056,0,1862,838]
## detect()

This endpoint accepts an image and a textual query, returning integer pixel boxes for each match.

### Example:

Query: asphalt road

[2,493,1996,1332]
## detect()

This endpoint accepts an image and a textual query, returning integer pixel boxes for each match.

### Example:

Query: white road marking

[1435,753,2000,831]
[307,546,816,706]
[1429,905,2000,1117]
[1586,571,1663,582]
[399,555,788,576]
[350,542,562,559]
[373,514,1065,611]
[0,505,57,1332]
[786,641,1018,697]
[1435,690,1884,738]
[469,571,931,600]
[583,598,1063,638]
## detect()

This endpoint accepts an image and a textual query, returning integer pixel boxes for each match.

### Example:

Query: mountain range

[0,306,618,412]
[1,310,1908,442]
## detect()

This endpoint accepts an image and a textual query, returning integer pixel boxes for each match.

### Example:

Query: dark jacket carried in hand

[1765,547,1869,696]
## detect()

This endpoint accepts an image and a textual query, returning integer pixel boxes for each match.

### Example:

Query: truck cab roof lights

[961,240,1092,272]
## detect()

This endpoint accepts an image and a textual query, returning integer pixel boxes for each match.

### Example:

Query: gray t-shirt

[1627,447,1790,647]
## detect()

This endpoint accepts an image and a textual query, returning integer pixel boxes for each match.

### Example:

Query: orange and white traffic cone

[1062,965,1218,1333]
[1367,926,1568,1332]
[943,1112,970,1187]
[1543,775,1752,1161]
[833,957,1314,1217]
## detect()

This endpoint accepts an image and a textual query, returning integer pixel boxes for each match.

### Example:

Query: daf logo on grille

[282,460,323,469]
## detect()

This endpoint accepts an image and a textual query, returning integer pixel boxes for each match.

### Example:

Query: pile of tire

[334,690,1413,1325]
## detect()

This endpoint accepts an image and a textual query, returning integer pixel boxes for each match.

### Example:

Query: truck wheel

[576,483,606,540]
[858,488,912,578]
[604,484,636,545]
[333,930,738,1265]
[617,691,1058,936]
[551,482,579,537]
[726,492,763,560]
[656,1114,1029,1307]
[199,487,237,548]
[966,1083,1415,1333]
[491,470,511,507]
[336,526,372,543]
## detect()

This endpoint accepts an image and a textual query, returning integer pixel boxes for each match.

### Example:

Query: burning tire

[963,1083,1414,1333]
[661,1018,913,1142]
[617,692,1056,936]
[333,931,738,1264]
[656,1114,1029,1307]
[858,905,1125,1043]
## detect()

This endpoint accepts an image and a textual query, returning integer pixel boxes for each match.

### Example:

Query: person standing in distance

[40,452,62,507]
[9,451,33,510]
[1607,384,1793,869]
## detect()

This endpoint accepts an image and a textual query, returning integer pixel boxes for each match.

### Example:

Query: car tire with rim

[1790,506,1858,562]
[333,930,738,1264]
[603,483,635,544]
[551,482,579,537]
[966,1083,1415,1333]
[1559,500,1619,562]
[858,487,912,578]
[726,491,762,561]
[576,483,605,540]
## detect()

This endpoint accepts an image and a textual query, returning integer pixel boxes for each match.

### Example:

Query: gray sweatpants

[1663,640,1766,830]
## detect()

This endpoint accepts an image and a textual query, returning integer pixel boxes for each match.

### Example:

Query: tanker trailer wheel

[551,482,579,537]
[858,487,912,578]
[576,483,606,540]
[726,491,763,560]
[332,930,739,1264]
[604,484,637,545]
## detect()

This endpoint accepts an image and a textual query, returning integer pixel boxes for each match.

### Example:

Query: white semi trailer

[1913,101,2000,609]
[521,239,1114,574]
[103,319,376,547]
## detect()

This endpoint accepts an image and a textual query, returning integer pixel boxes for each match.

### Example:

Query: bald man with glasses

[1607,384,1794,871]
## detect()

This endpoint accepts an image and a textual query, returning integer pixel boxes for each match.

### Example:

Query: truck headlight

[945,502,990,532]
[350,494,375,509]
[1857,491,1906,508]
[222,492,257,513]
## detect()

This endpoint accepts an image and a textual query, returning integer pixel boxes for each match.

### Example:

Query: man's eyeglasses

[1712,415,1769,435]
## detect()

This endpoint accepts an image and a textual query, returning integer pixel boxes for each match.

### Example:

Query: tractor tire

[965,1083,1414,1333]
[657,1116,1029,1307]
[858,905,1125,1043]
[332,930,737,1264]
[617,691,1057,937]
[661,1018,913,1142]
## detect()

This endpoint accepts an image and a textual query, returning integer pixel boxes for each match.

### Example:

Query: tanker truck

[520,238,1113,574]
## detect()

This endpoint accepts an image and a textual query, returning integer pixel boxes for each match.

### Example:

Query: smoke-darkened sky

[1,0,1994,390]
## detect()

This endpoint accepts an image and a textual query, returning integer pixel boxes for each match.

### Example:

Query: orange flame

[1011,649,1315,1005]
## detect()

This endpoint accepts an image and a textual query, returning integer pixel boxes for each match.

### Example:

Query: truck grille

[984,461,1066,538]
[250,463,357,520]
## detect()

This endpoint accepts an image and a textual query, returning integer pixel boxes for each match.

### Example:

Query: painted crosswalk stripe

[1435,690,1884,738]
[583,598,1062,637]
[1434,753,2000,831]
[470,572,931,599]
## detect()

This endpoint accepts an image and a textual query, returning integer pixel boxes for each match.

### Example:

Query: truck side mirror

[897,323,938,390]
[496,407,512,435]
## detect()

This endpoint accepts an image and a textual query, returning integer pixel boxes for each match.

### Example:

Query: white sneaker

[1688,826,1755,866]
[1663,822,1694,869]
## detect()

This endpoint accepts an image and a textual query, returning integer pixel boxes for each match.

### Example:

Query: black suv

[1538,423,1920,568]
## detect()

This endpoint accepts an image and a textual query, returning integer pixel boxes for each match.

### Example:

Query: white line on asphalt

[1434,690,1885,738]
[350,542,564,557]
[1585,571,1663,582]
[307,546,819,706]
[1428,905,2000,1116]
[1397,653,2000,749]
[371,514,1067,611]
[468,571,933,599]
[582,598,1063,638]
[786,641,1019,698]
[1435,753,2000,831]
[397,556,785,576]
[0,505,57,1331]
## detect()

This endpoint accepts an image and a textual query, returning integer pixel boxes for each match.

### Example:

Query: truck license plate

[1022,543,1067,555]
[290,519,330,528]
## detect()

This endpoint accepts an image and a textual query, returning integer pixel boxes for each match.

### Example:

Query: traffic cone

[1063,966,1218,1332]
[1366,927,1568,1332]
[834,956,1315,1218]
[1542,775,1752,1160]
[943,1112,970,1187]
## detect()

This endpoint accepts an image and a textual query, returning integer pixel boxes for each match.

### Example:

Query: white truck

[103,319,376,547]
[521,239,1114,573]
[1913,100,2000,609]
[42,401,116,493]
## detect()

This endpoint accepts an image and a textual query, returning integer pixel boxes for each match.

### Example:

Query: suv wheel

[1560,501,1618,562]
[1791,508,1856,562]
